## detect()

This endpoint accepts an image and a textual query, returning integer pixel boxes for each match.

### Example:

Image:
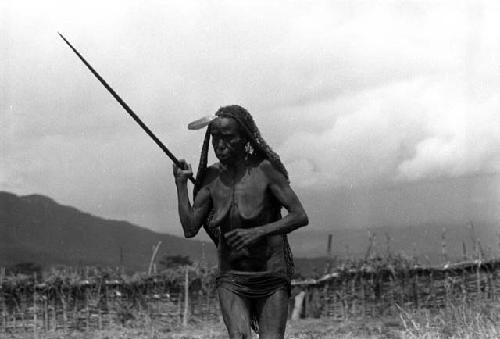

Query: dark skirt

[216,272,291,299]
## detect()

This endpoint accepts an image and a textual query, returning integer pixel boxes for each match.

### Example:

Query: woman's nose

[216,138,225,149]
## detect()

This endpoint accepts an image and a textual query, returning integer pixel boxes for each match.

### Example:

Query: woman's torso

[205,159,289,278]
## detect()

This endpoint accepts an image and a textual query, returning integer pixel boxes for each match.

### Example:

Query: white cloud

[3,0,500,231]
[280,73,500,188]
[398,82,500,180]
[279,79,427,188]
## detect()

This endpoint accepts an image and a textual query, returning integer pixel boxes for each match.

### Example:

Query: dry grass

[4,319,399,339]
[5,301,500,339]
[398,301,500,339]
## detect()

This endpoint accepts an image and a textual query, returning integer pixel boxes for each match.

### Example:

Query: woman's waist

[214,212,280,231]
[216,271,290,284]
[218,237,287,272]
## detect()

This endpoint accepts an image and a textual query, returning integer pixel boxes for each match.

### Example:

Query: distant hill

[0,191,216,271]
[291,222,500,261]
[2,191,499,276]
[290,221,500,276]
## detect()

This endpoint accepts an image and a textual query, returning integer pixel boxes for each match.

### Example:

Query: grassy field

[5,301,500,339]
[4,302,496,338]
[2,319,400,339]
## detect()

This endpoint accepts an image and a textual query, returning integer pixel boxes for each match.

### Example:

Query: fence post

[183,266,189,327]
[351,277,356,317]
[487,269,493,300]
[400,271,406,309]
[291,291,305,320]
[62,294,67,333]
[325,234,333,273]
[412,271,419,309]
[1,267,5,336]
[429,271,434,308]
[205,287,211,321]
[148,241,162,276]
[177,290,182,325]
[441,228,448,263]
[33,273,37,339]
[52,298,56,331]
[104,283,110,328]
[86,287,90,332]
[476,261,481,299]
[444,269,450,307]
[361,276,366,318]
[1,293,4,337]
[492,269,497,302]
[72,300,77,332]
[370,273,375,318]
[98,308,102,336]
[388,275,395,314]
[44,296,48,332]
[343,278,349,320]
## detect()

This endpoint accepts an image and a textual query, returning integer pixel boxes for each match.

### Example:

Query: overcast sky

[2,0,500,238]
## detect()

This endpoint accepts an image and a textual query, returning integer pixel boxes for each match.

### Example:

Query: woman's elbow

[297,209,309,228]
[183,229,198,238]
[181,221,199,238]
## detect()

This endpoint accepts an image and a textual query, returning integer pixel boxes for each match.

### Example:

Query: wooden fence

[1,259,499,334]
[0,271,221,334]
[291,258,500,319]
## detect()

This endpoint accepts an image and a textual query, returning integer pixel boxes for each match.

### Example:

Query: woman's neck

[219,156,247,175]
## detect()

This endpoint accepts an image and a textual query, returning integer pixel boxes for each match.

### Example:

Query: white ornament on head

[187,115,217,130]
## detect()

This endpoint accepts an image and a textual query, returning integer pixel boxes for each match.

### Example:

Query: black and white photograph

[2,1,500,338]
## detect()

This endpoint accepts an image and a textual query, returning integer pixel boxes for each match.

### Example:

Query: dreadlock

[193,105,294,277]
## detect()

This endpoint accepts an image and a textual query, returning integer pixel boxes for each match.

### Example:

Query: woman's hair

[193,105,288,197]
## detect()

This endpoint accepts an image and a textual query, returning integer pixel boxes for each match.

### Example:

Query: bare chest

[209,167,275,221]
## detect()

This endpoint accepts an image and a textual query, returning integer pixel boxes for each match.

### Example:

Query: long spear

[58,32,195,184]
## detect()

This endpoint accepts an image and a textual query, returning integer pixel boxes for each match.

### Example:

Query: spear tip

[57,32,68,42]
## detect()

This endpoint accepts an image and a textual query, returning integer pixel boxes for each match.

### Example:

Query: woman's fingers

[178,159,188,169]
[173,159,193,180]
[225,231,240,243]
[226,236,242,248]
[180,169,193,177]
[183,164,193,175]
[225,230,253,249]
[225,230,242,244]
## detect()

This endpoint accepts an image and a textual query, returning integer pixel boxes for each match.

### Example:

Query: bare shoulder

[202,163,221,183]
[257,158,288,184]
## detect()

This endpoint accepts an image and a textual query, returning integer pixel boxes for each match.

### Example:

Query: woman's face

[210,117,247,164]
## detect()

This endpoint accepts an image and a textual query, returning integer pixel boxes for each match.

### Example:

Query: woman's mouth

[215,151,230,160]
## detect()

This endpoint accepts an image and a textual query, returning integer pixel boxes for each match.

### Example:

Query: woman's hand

[173,159,193,185]
[224,228,266,251]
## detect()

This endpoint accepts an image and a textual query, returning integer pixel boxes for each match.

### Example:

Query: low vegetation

[2,251,499,338]
[4,300,500,339]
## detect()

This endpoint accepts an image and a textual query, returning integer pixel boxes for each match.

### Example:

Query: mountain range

[0,191,216,272]
[1,191,498,275]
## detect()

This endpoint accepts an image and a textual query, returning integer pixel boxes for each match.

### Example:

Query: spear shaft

[58,32,195,184]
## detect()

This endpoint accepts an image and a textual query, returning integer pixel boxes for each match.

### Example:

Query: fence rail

[292,258,500,319]
[1,259,499,334]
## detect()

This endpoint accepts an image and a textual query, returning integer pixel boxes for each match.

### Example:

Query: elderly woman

[173,105,308,339]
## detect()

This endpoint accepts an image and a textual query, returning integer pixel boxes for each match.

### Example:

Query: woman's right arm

[173,160,211,238]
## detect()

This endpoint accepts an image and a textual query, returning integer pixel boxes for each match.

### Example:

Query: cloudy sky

[2,0,500,238]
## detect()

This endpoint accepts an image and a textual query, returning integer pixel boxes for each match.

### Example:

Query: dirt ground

[4,317,403,339]
[6,303,500,339]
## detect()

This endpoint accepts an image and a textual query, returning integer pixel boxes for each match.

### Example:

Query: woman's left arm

[225,160,309,251]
